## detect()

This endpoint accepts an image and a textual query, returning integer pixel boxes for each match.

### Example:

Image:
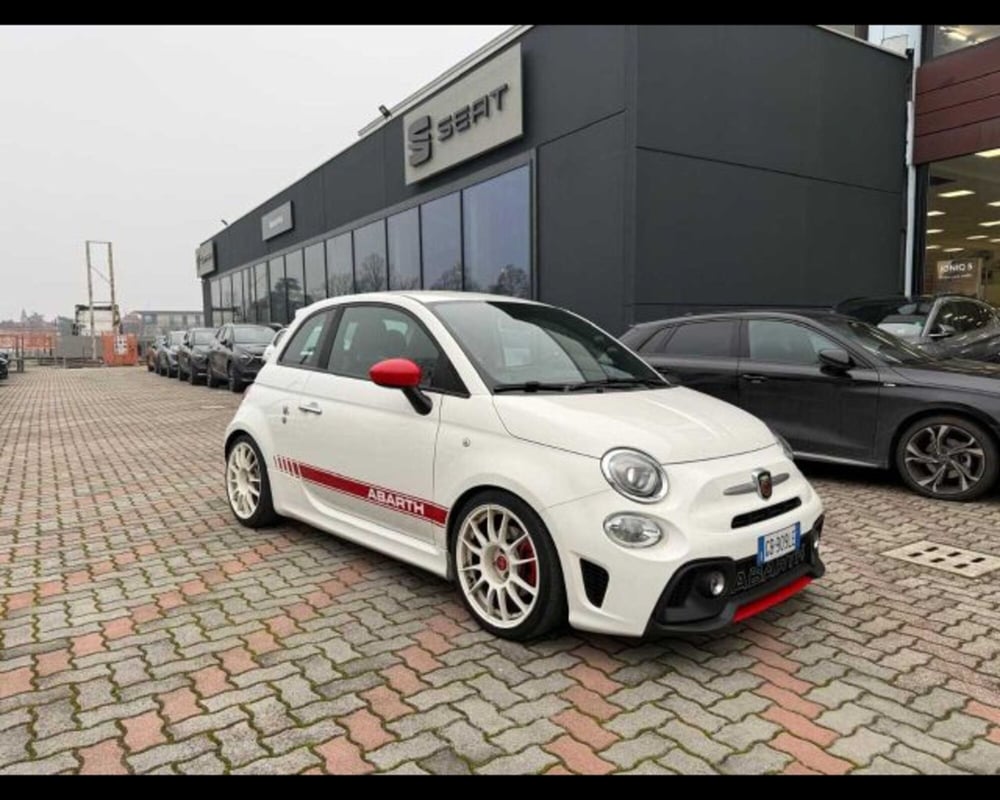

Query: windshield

[840,299,933,335]
[233,325,274,345]
[826,317,931,365]
[167,332,185,346]
[431,301,666,392]
[192,330,214,345]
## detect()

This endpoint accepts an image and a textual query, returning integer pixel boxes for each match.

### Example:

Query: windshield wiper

[567,377,667,391]
[493,381,575,393]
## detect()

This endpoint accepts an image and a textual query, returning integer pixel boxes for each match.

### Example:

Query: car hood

[492,386,776,464]
[235,344,267,356]
[891,358,1000,393]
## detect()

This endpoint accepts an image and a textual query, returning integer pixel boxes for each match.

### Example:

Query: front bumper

[189,357,208,376]
[643,520,824,636]
[234,360,263,382]
[541,444,825,638]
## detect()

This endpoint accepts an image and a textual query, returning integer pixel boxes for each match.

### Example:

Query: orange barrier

[101,333,138,366]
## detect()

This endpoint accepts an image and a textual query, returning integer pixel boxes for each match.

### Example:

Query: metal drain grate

[882,539,1000,577]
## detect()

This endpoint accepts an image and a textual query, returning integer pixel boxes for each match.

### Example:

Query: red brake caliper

[516,539,537,587]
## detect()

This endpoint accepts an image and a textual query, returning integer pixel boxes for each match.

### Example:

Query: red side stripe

[733,576,812,623]
[285,458,448,527]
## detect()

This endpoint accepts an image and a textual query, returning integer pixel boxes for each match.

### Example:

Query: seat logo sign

[403,44,523,185]
[407,84,510,168]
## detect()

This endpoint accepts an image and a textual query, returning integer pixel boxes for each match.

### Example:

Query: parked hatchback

[207,324,274,392]
[622,310,1000,501]
[223,292,825,640]
[836,294,1000,362]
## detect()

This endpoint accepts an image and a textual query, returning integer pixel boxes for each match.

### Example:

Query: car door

[738,318,881,463]
[637,319,740,404]
[283,303,445,543]
[262,309,337,515]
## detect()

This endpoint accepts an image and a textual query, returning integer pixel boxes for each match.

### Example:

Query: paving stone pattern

[1,367,999,774]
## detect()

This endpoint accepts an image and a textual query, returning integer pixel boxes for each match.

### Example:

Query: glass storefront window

[304,242,326,304]
[210,280,221,327]
[421,192,462,290]
[285,249,305,317]
[254,262,270,324]
[232,271,244,323]
[923,153,1000,305]
[354,219,387,293]
[327,233,354,296]
[269,256,287,324]
[932,25,1000,58]
[243,268,254,323]
[388,207,421,290]
[462,166,531,298]
[220,277,233,324]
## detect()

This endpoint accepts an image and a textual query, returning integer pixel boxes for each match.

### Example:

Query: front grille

[580,559,609,608]
[731,497,801,529]
[729,543,809,597]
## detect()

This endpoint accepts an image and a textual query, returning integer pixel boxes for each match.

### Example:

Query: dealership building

[196,25,1000,334]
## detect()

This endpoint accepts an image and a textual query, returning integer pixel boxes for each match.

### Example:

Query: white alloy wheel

[227,441,262,520]
[456,504,540,629]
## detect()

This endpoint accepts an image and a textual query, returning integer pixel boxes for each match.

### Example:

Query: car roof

[298,290,543,313]
[631,309,856,328]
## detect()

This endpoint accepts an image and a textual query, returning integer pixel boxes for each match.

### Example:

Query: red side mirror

[370,358,422,389]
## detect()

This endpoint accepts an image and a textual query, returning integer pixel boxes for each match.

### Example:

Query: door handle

[298,402,323,415]
[741,374,769,384]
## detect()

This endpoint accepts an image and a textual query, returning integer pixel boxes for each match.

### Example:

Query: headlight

[237,352,251,362]
[600,448,668,503]
[603,513,663,548]
[769,428,794,461]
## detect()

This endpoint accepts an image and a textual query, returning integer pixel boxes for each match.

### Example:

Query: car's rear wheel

[226,435,278,527]
[452,491,566,641]
[896,415,999,501]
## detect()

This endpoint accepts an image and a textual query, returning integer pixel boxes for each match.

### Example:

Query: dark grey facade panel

[631,149,903,323]
[635,25,909,194]
[206,25,630,277]
[537,113,627,335]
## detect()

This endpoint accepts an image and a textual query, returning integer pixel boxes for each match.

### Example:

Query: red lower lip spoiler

[733,576,812,623]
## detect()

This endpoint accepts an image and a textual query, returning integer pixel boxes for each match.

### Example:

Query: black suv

[177,327,216,384]
[206,323,274,392]
[836,294,1000,362]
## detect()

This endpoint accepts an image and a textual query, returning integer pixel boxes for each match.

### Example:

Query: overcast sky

[0,25,509,321]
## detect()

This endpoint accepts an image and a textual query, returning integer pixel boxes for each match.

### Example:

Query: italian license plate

[757,522,801,566]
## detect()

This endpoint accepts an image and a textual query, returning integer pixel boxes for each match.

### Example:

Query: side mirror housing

[818,348,854,372]
[370,358,432,415]
[928,323,956,340]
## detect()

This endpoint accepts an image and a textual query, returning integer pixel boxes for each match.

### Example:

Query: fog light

[603,514,662,549]
[701,570,727,597]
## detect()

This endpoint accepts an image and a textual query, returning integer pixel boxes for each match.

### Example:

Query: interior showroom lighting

[975,148,1000,158]
[927,210,946,216]
[939,189,976,198]
[944,247,964,252]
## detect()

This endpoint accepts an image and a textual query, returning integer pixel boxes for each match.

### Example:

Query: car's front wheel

[452,491,566,641]
[896,415,999,501]
[225,435,278,527]
[228,363,244,393]
[189,365,199,385]
[206,365,219,388]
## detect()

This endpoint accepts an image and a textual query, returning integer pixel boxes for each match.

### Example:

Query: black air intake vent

[731,497,802,529]
[580,559,609,607]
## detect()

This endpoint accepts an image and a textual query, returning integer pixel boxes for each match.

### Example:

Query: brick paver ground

[1,366,999,774]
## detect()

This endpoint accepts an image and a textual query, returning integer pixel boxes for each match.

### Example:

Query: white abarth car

[223,292,825,640]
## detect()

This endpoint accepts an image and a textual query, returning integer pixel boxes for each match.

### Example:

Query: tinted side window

[327,305,441,389]
[635,327,673,354]
[662,321,737,358]
[747,320,836,365]
[279,312,331,368]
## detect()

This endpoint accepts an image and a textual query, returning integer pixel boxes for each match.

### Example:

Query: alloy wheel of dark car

[188,365,198,385]
[896,415,999,501]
